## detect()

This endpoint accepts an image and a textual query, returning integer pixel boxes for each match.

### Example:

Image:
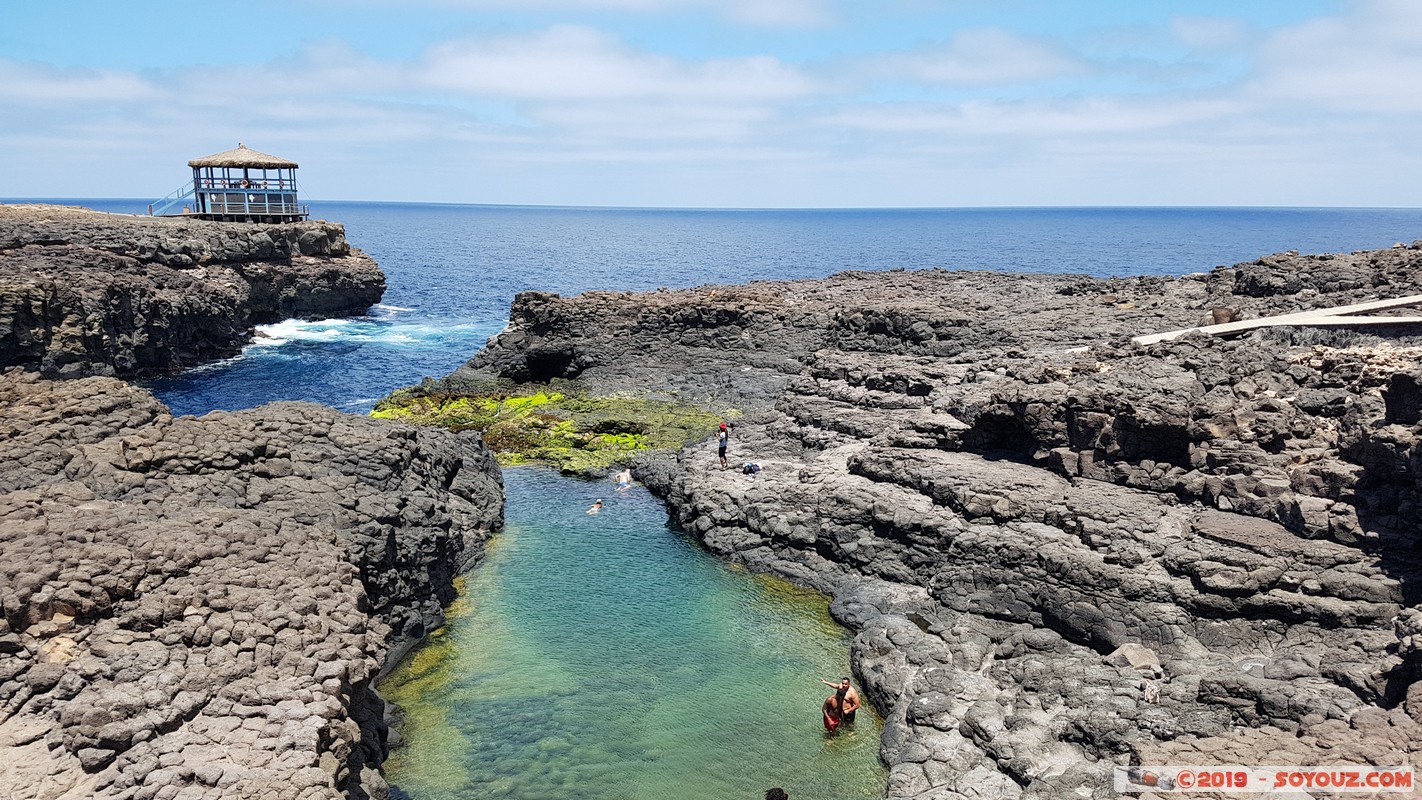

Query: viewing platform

[151,143,309,223]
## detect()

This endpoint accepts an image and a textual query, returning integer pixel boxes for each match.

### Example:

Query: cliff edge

[0,206,504,800]
[0,205,385,379]
[0,371,503,800]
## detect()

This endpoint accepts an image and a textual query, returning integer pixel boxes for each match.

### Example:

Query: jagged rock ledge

[0,205,505,800]
[455,242,1422,798]
[0,371,503,799]
[0,204,385,379]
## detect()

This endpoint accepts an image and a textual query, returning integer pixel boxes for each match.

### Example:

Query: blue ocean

[20,200,1422,797]
[27,200,1422,417]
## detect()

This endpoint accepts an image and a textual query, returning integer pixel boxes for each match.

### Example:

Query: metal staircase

[149,182,194,217]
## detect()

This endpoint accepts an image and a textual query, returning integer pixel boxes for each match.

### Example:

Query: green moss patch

[373,379,733,474]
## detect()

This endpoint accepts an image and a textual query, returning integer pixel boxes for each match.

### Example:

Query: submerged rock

[0,370,503,799]
[456,244,1422,798]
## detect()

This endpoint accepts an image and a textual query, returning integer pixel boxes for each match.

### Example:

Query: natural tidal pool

[381,468,885,800]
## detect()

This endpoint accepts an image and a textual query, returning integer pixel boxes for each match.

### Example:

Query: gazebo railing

[194,177,298,191]
[149,184,308,219]
[152,167,308,219]
[203,191,307,217]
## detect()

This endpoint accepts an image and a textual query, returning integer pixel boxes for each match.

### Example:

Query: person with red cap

[717,421,729,470]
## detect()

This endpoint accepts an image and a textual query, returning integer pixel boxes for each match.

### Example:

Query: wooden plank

[1275,316,1422,326]
[1133,293,1422,345]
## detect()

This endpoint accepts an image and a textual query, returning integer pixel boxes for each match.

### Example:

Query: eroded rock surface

[461,243,1422,797]
[0,371,503,800]
[0,204,385,379]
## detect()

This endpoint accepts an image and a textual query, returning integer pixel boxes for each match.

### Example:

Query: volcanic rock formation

[0,204,385,379]
[0,371,503,800]
[456,242,1422,798]
[0,205,504,800]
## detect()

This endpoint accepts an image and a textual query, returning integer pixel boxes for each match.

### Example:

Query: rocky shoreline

[0,206,505,800]
[456,242,1422,798]
[0,205,384,379]
[8,198,1422,798]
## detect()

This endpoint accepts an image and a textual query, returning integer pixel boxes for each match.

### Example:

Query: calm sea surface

[16,200,1418,416]
[14,199,1421,797]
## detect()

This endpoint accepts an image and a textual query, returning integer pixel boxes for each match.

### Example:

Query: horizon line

[5,197,1422,214]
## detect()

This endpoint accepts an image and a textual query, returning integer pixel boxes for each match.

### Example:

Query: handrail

[194,178,297,190]
[1133,294,1422,345]
[150,182,195,216]
[150,178,307,219]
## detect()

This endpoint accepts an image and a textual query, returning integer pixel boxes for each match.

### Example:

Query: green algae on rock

[372,380,732,473]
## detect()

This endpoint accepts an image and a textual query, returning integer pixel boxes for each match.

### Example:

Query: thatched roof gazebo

[186,143,298,171]
[151,143,309,222]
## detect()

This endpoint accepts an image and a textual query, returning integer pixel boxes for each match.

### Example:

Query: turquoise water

[382,469,884,800]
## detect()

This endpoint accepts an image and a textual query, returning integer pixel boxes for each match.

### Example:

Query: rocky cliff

[0,205,505,800]
[0,370,503,800]
[457,242,1422,798]
[0,205,385,379]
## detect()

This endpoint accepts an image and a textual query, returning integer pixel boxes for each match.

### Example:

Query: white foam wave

[373,303,416,314]
[337,397,381,412]
[249,317,488,349]
[249,319,354,347]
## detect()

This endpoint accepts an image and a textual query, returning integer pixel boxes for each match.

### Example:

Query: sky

[1,0,1419,208]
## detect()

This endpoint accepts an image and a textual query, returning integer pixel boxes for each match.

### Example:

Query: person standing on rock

[820,677,861,723]
[717,421,730,470]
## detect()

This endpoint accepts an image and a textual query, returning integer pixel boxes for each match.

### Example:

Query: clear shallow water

[381,469,884,800]
[12,199,1419,416]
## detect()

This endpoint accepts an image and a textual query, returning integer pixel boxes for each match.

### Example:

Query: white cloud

[715,0,830,27]
[1169,16,1251,51]
[5,2,1422,206]
[0,60,157,104]
[1,25,819,176]
[311,0,833,27]
[819,96,1242,137]
[1246,0,1422,112]
[531,101,777,141]
[416,25,817,102]
[864,28,1084,87]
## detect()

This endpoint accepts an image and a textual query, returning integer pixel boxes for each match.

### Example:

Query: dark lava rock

[0,371,503,800]
[0,204,385,379]
[457,244,1422,799]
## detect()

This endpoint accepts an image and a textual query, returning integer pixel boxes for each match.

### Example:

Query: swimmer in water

[822,686,846,732]
[587,499,603,515]
[819,677,860,723]
[615,468,632,490]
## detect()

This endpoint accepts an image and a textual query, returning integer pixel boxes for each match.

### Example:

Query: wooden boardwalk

[1132,294,1422,345]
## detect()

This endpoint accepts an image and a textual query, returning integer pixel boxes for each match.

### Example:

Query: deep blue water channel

[381,469,883,799]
